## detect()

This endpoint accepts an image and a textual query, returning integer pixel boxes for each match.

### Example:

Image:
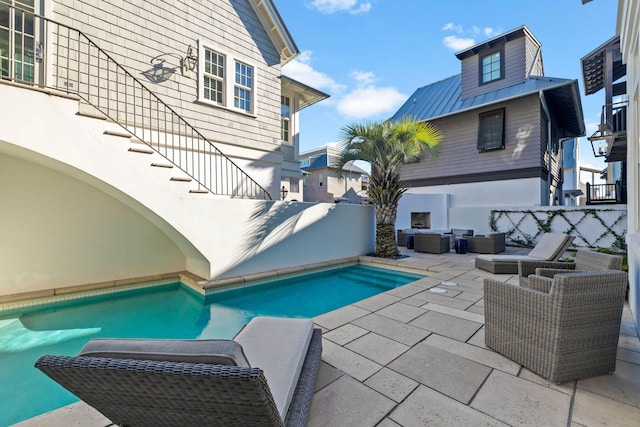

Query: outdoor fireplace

[411,212,431,229]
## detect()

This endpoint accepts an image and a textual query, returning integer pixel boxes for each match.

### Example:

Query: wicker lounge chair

[466,233,506,254]
[518,249,623,286]
[35,316,322,427]
[475,233,574,274]
[484,270,628,383]
[414,232,450,254]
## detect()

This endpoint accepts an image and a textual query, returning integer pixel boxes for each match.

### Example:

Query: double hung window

[199,41,255,115]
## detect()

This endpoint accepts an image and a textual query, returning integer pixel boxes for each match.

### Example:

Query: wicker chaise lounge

[36,316,322,427]
[475,232,574,274]
[518,249,623,286]
[484,270,628,383]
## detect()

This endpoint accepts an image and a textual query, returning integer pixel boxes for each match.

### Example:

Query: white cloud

[282,50,346,95]
[310,0,372,14]
[442,23,501,52]
[337,85,407,118]
[442,22,462,33]
[443,35,475,51]
[350,70,376,86]
[484,27,496,37]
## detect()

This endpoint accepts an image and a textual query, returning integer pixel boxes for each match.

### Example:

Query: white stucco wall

[0,84,375,297]
[404,178,543,208]
[396,193,450,231]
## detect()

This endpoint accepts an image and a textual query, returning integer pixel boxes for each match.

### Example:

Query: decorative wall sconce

[182,45,198,73]
[281,185,289,200]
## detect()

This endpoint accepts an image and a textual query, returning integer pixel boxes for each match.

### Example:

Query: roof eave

[280,75,330,109]
[249,0,300,65]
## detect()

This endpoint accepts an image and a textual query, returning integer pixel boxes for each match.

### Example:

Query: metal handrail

[4,4,271,200]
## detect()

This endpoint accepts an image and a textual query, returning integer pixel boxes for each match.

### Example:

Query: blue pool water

[0,264,423,425]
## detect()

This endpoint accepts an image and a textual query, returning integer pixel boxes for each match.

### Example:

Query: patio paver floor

[14,247,640,427]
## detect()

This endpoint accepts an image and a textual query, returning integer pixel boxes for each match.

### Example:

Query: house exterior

[0,1,374,297]
[617,0,640,334]
[580,35,628,205]
[300,146,369,203]
[391,26,585,209]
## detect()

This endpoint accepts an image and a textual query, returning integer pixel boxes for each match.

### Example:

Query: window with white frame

[281,95,291,143]
[289,177,299,193]
[198,40,255,115]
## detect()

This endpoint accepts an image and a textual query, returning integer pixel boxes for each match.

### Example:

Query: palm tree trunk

[374,202,399,258]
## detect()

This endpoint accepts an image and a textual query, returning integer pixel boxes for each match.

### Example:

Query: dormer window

[480,50,504,84]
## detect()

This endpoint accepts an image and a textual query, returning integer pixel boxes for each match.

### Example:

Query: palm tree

[332,117,442,258]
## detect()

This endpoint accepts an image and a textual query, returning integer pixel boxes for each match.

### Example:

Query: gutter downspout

[540,91,553,205]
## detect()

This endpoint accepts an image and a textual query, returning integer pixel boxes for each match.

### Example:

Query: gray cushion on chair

[79,338,250,367]
[234,316,314,420]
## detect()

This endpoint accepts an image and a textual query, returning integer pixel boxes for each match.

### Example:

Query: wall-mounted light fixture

[182,45,198,73]
[281,185,289,200]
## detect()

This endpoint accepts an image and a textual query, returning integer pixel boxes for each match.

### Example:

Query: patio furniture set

[397,228,506,255]
[33,232,627,424]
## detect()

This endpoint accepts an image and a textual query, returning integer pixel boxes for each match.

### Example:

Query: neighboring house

[300,146,369,203]
[580,36,628,205]
[562,138,584,206]
[615,0,639,333]
[391,26,585,208]
[0,1,376,298]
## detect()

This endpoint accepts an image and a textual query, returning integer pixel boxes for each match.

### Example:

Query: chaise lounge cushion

[79,338,250,367]
[526,233,570,260]
[234,316,314,420]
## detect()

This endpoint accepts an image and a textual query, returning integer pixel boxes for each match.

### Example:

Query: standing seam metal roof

[391,74,585,137]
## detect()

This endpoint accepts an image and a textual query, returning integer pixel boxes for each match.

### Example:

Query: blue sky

[278,0,619,173]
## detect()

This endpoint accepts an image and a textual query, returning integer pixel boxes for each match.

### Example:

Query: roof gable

[249,0,299,64]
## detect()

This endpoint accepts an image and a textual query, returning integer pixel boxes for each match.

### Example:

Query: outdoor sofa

[466,233,506,254]
[475,232,574,274]
[414,232,450,254]
[518,249,623,287]
[484,270,628,383]
[36,316,322,427]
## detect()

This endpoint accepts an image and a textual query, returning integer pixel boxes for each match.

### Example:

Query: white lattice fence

[490,207,627,250]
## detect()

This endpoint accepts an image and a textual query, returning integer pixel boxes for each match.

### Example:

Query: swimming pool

[0,263,423,425]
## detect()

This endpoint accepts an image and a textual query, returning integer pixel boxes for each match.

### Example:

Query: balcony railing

[1,4,271,200]
[585,182,626,205]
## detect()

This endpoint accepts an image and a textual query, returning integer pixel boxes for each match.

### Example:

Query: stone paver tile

[13,402,112,427]
[572,388,640,427]
[620,320,638,337]
[577,359,640,408]
[617,347,640,365]
[314,361,343,392]
[410,290,469,309]
[420,302,485,323]
[352,313,431,346]
[517,368,575,395]
[308,375,395,427]
[354,293,401,312]
[323,323,369,346]
[314,305,369,330]
[410,311,482,342]
[454,291,483,302]
[619,334,640,353]
[389,342,491,404]
[376,418,402,427]
[346,332,409,365]
[467,327,487,348]
[364,367,419,403]
[389,385,507,427]
[425,334,520,375]
[321,339,382,382]
[376,301,427,323]
[471,370,572,426]
[384,283,424,299]
[406,277,443,288]
[466,304,484,316]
